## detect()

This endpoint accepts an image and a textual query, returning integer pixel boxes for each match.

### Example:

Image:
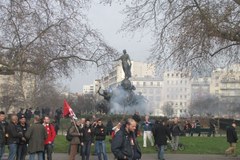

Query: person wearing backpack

[68,119,81,160]
[43,116,56,160]
[111,118,141,160]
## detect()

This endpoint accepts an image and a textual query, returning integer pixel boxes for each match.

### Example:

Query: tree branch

[210,43,240,57]
[233,0,240,5]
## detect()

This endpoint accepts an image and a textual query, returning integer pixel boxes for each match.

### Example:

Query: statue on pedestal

[114,49,132,80]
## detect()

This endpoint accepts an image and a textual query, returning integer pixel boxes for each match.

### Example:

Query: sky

[61,2,153,93]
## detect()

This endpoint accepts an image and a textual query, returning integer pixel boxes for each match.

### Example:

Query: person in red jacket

[43,116,56,160]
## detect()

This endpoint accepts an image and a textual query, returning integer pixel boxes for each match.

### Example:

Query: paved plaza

[3,153,239,160]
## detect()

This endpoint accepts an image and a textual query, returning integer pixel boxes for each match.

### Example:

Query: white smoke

[109,86,151,115]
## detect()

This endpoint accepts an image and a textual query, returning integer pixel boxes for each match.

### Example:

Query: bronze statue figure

[114,49,132,79]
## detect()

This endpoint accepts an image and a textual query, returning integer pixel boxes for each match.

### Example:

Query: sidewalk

[3,153,238,160]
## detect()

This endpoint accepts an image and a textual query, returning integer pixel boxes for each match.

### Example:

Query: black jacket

[170,124,181,136]
[0,121,7,145]
[94,124,106,141]
[153,123,171,146]
[6,122,22,144]
[81,125,94,143]
[226,126,238,143]
[18,123,28,144]
[111,129,141,160]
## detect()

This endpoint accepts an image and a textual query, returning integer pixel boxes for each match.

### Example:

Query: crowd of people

[0,108,238,160]
[0,110,56,160]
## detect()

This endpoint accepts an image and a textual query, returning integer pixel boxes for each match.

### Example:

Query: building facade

[191,77,211,101]
[210,64,240,102]
[161,71,192,117]
[131,76,163,116]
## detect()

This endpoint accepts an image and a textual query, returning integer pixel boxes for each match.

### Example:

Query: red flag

[63,99,77,119]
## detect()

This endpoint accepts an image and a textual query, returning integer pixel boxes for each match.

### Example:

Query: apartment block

[161,71,192,117]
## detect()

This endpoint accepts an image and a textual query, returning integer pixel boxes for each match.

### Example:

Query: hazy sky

[61,2,153,93]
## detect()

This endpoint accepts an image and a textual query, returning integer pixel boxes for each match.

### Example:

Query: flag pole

[71,116,80,135]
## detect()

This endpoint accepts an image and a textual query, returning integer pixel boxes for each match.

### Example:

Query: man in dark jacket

[132,112,141,137]
[153,120,171,160]
[17,114,29,160]
[111,118,141,160]
[225,122,238,157]
[94,119,108,160]
[170,118,181,152]
[25,115,47,160]
[0,111,7,160]
[7,114,23,160]
[80,119,94,160]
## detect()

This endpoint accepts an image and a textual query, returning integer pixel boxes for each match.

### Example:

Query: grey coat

[25,122,47,153]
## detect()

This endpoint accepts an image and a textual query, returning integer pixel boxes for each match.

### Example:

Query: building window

[151,82,153,86]
[143,82,146,86]
[157,82,160,86]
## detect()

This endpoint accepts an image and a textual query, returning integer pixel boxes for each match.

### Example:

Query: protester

[225,122,238,157]
[7,114,23,160]
[132,112,141,137]
[24,108,33,124]
[152,120,171,160]
[94,119,108,160]
[195,120,201,137]
[111,122,122,138]
[183,120,192,136]
[80,119,94,160]
[17,115,28,160]
[54,108,62,126]
[43,116,56,160]
[25,115,47,160]
[34,107,41,116]
[51,120,60,135]
[0,111,7,159]
[208,119,216,137]
[17,108,25,119]
[141,115,154,147]
[111,118,141,160]
[170,117,181,152]
[68,120,81,160]
[106,119,113,136]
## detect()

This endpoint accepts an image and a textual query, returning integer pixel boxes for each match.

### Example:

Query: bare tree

[103,0,240,72]
[0,0,118,77]
[32,78,65,114]
[189,95,221,116]
[0,77,17,113]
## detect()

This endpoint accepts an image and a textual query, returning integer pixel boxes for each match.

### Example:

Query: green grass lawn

[54,135,236,155]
